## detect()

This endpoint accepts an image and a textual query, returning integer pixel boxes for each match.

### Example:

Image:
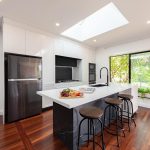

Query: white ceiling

[0,0,150,48]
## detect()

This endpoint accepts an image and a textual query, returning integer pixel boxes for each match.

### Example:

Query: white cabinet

[26,31,43,56]
[63,40,78,58]
[3,24,26,54]
[42,49,55,85]
[41,36,55,108]
[42,35,54,50]
[41,35,54,84]
[54,37,64,55]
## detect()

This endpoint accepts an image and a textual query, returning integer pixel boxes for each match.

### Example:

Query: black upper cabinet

[56,55,77,67]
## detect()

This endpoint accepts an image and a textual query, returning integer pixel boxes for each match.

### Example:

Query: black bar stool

[118,94,136,132]
[103,98,125,147]
[77,106,105,150]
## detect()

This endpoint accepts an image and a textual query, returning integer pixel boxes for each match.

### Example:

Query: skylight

[61,2,129,41]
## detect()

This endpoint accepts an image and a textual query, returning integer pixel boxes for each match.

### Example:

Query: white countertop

[37,83,132,109]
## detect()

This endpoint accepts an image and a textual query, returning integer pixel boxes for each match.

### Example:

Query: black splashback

[56,67,72,83]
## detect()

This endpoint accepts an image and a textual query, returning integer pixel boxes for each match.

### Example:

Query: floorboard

[0,107,150,150]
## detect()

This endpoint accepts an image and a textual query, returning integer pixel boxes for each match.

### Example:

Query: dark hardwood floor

[0,107,150,150]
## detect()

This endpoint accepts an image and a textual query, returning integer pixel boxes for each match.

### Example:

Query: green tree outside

[131,52,150,87]
[110,54,129,83]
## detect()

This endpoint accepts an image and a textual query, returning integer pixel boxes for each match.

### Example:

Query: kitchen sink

[90,83,108,87]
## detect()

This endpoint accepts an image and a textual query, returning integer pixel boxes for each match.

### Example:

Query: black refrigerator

[5,53,42,123]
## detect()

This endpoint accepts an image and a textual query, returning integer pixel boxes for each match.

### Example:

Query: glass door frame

[109,50,150,83]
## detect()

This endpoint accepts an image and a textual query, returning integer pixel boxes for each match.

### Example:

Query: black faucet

[100,67,109,86]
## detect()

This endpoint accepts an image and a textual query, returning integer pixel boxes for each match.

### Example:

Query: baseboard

[42,106,53,112]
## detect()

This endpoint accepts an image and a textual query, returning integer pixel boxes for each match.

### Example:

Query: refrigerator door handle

[8,78,41,82]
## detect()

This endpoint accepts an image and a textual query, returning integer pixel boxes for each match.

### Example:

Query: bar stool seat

[105,98,123,105]
[79,106,103,119]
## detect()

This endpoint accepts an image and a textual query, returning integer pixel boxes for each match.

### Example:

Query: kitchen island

[37,83,138,150]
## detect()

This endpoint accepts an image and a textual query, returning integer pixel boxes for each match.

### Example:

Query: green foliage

[138,87,150,98]
[110,55,129,83]
[131,52,150,87]
[138,87,150,94]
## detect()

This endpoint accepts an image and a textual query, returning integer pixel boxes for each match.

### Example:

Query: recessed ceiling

[0,0,150,48]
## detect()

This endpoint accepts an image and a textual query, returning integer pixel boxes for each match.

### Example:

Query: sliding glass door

[131,52,150,87]
[110,54,129,83]
[110,51,150,86]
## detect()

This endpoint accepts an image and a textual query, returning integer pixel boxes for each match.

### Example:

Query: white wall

[1,18,96,110]
[96,38,150,83]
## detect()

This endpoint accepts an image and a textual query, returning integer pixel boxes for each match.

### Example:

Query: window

[131,52,150,87]
[110,51,150,87]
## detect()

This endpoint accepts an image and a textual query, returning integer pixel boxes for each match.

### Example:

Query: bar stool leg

[103,105,109,127]
[89,119,92,135]
[87,119,90,146]
[91,120,95,150]
[126,101,131,132]
[119,107,123,127]
[98,119,105,150]
[109,106,111,127]
[119,107,125,137]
